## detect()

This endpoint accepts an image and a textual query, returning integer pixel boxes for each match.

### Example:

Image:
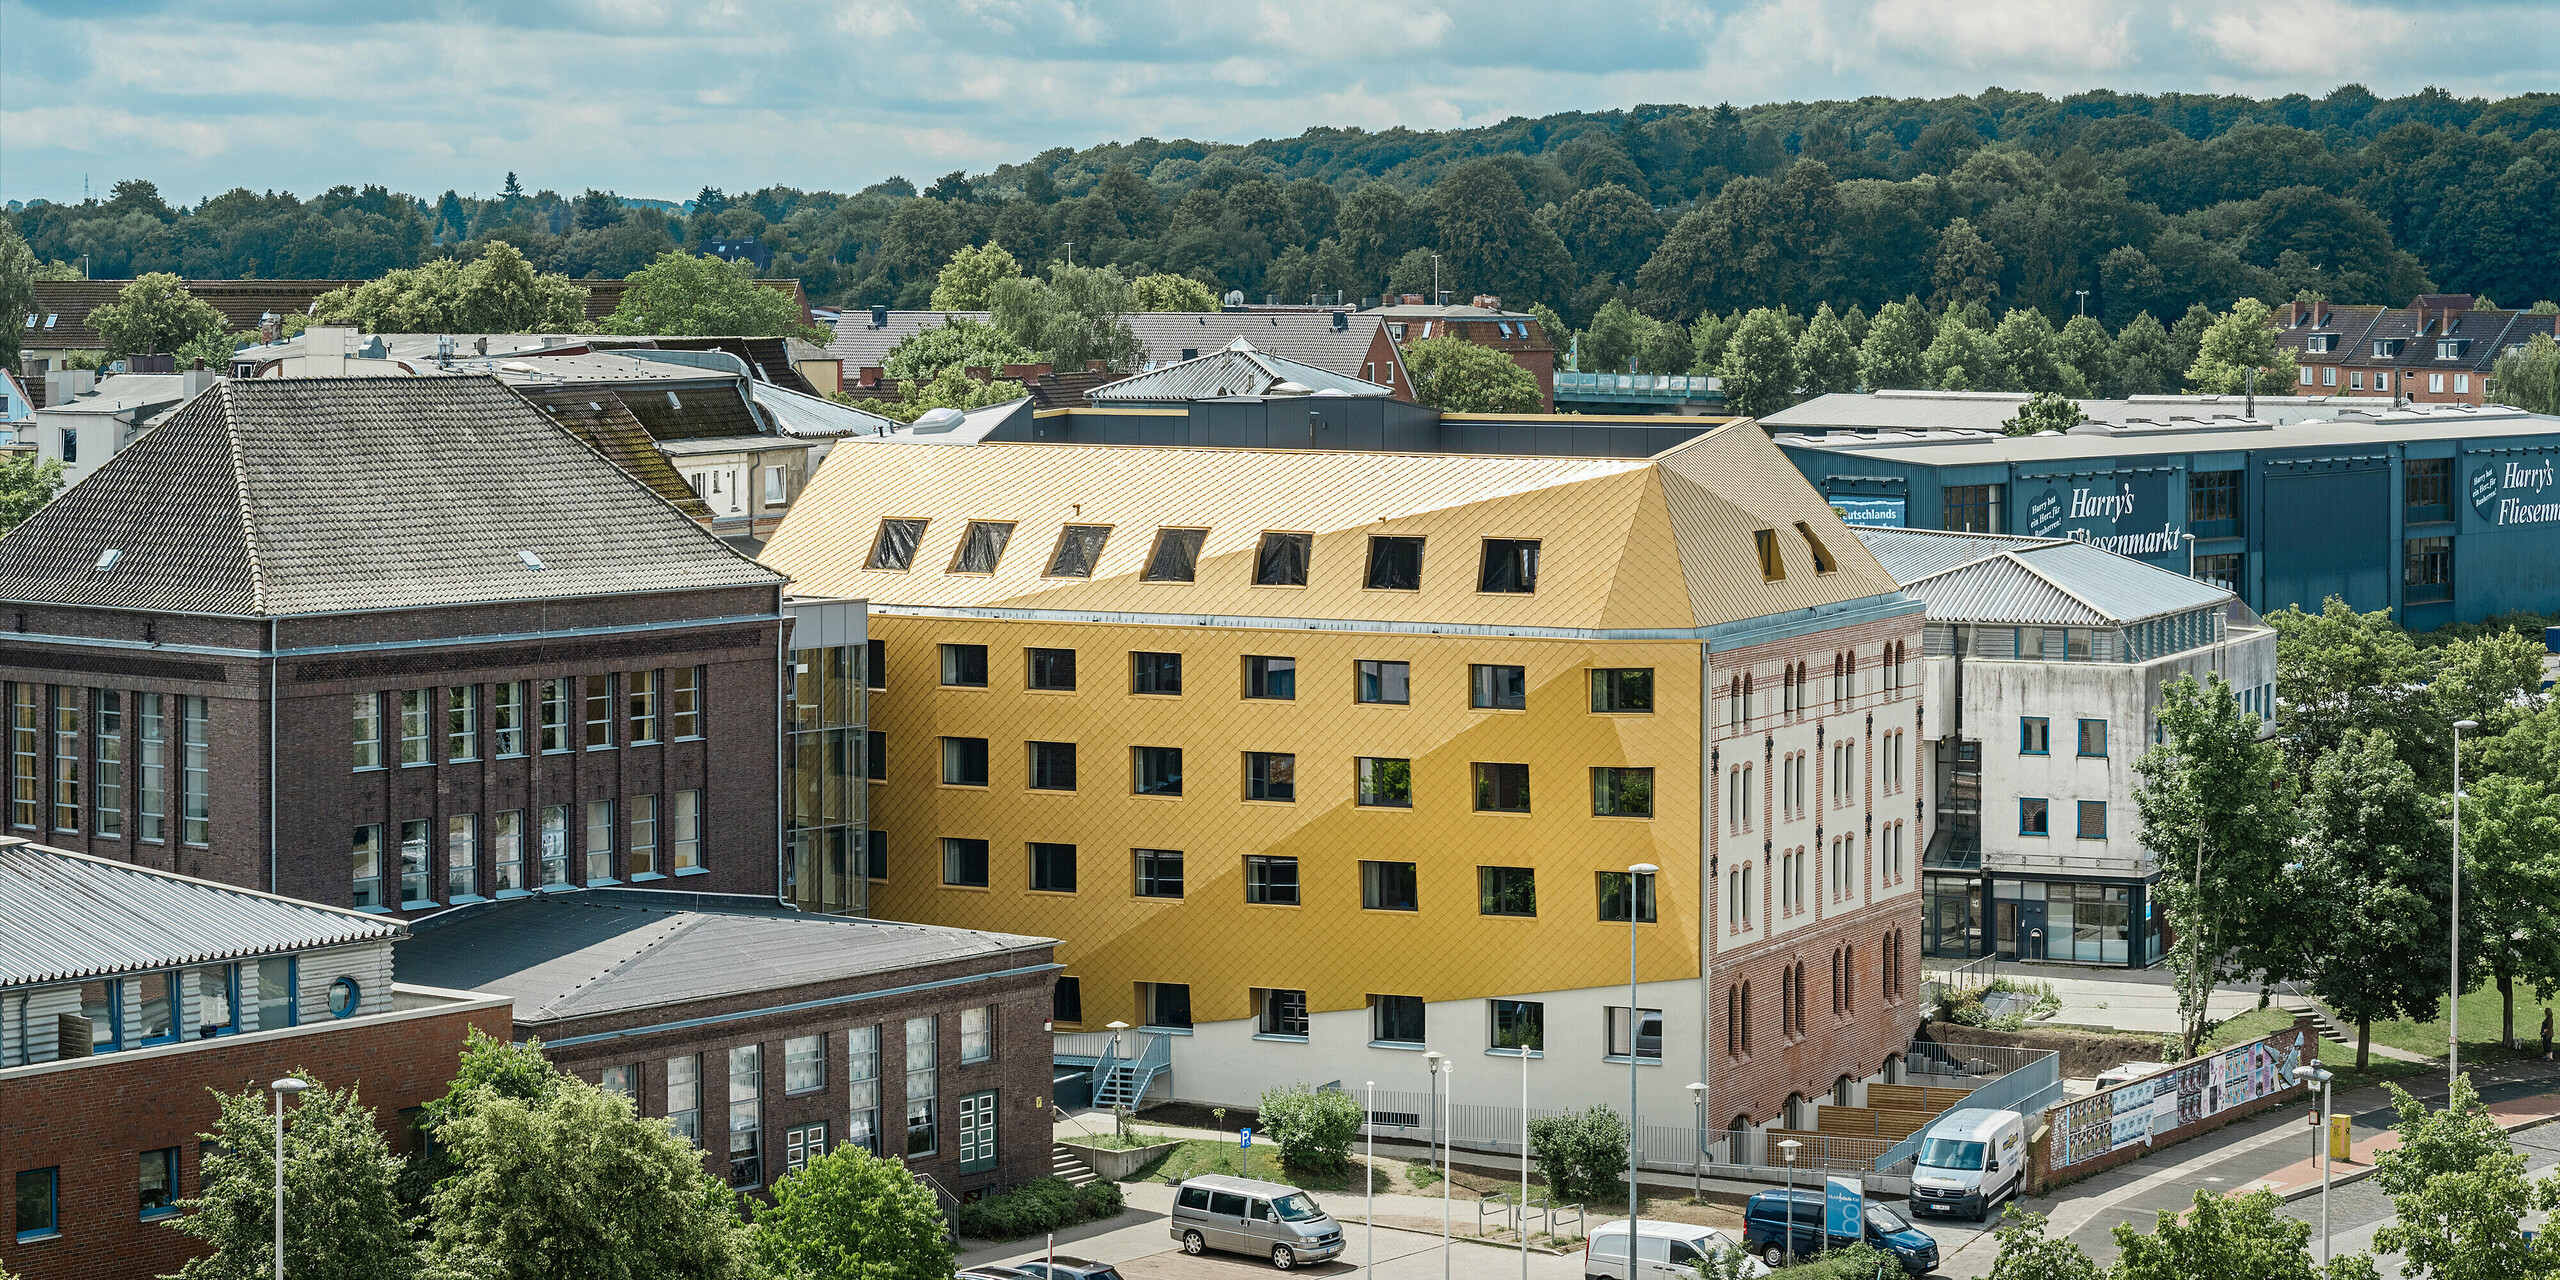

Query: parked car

[1908,1107,2028,1222]
[1740,1189,1940,1275]
[1583,1218,1769,1278]
[1008,1259,1126,1280]
[1168,1173,1345,1270]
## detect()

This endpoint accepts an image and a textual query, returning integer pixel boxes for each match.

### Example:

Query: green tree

[2431,629,2548,733]
[1431,158,1575,308]
[927,241,1022,311]
[84,272,226,359]
[1987,1210,2102,1280]
[426,1063,751,1280]
[1716,307,1798,417]
[2372,1077,2560,1280]
[2456,774,2560,1050]
[1995,308,2073,394]
[1525,1105,1627,1203]
[2111,1188,2377,1280]
[310,242,589,335]
[2268,597,2434,775]
[0,454,67,533]
[0,220,36,372]
[1930,218,2003,310]
[1583,298,1648,373]
[2493,332,2560,414]
[1552,183,1665,287]
[2134,675,2302,1057]
[881,315,1033,383]
[2167,302,2216,389]
[2295,729,2453,1067]
[2057,314,2122,398]
[988,264,1146,372]
[2114,311,2180,395]
[2003,390,2088,436]
[168,1077,420,1280]
[1859,300,1931,390]
[1130,272,1218,312]
[1257,1083,1364,1175]
[2186,297,2299,396]
[602,251,816,339]
[1404,335,1542,413]
[746,1143,953,1280]
[1923,317,2009,391]
[878,366,1029,423]
[1793,303,1860,396]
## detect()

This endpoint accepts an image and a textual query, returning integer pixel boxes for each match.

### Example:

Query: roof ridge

[495,382,773,571]
[214,381,269,613]
[1999,548,2117,620]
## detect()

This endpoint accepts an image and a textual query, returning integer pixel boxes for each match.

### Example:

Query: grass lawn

[2205,1004,2299,1050]
[1134,1140,1371,1193]
[2357,985,2551,1065]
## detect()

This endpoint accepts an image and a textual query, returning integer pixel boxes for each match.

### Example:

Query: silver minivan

[1169,1173,1346,1270]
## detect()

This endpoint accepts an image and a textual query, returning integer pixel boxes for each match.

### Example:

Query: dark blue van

[1740,1189,1938,1276]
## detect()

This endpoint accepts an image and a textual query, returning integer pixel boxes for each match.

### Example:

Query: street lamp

[1625,862,1657,1280]
[1687,1082,1708,1203]
[2454,718,2479,1089]
[2075,289,2089,317]
[1438,1056,1456,1280]
[270,1077,307,1280]
[1520,1029,1533,1280]
[1779,1138,1803,1268]
[2292,1062,2337,1262]
[1424,1050,1445,1179]
[1364,1080,1376,1277]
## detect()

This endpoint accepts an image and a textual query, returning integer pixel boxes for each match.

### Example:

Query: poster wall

[2048,1027,2310,1171]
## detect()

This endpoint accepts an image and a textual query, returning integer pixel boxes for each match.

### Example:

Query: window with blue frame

[191,964,239,1037]
[139,1147,180,1218]
[16,1166,58,1240]
[2020,717,2050,755]
[2077,801,2108,839]
[256,956,297,1032]
[134,972,179,1044]
[80,978,121,1052]
[2020,798,2050,836]
[2077,720,2107,758]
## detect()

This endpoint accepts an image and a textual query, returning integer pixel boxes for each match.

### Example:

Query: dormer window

[2437,340,2468,360]
[2306,335,2335,354]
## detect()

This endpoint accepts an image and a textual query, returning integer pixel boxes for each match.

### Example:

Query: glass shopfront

[1926,874,2162,967]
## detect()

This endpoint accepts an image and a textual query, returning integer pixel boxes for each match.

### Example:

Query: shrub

[1526,1104,1628,1203]
[1259,1083,1364,1175]
[951,1177,1124,1241]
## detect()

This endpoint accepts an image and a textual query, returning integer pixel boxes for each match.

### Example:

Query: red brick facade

[0,993,511,1280]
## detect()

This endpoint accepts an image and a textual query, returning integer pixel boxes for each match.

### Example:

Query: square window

[17,1166,59,1240]
[1356,660,1410,705]
[1028,741,1077,791]
[1246,751,1295,802]
[599,1064,637,1097]
[1362,860,1418,911]
[1606,1006,1662,1062]
[1472,761,1530,813]
[1365,535,1424,590]
[941,737,989,786]
[1030,842,1077,892]
[1255,532,1312,586]
[867,519,928,570]
[1027,648,1077,691]
[1490,999,1544,1052]
[1130,651,1183,695]
[2077,719,2107,757]
[1370,994,1425,1045]
[940,644,989,687]
[1142,528,1207,582]
[1477,865,1537,916]
[1144,983,1194,1029]
[1053,976,1083,1024]
[1245,656,1297,700]
[2020,797,2050,836]
[1134,746,1183,796]
[1246,855,1300,905]
[1478,539,1539,593]
[1046,524,1112,577]
[1590,668,1654,713]
[961,1006,993,1063]
[2078,800,2108,839]
[2021,717,2051,754]
[1597,870,1656,923]
[1258,988,1310,1037]
[1357,757,1412,808]
[1135,849,1185,898]
[1470,664,1526,710]
[948,520,1014,574]
[941,838,990,887]
[1592,766,1654,817]
[785,1035,826,1094]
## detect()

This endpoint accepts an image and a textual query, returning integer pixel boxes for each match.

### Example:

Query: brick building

[0,838,512,1280]
[0,376,791,918]
[394,889,1057,1201]
[2274,294,2558,404]
[1367,299,1560,409]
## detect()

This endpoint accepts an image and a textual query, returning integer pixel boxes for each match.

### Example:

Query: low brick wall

[1920,1023,2161,1082]
[2027,1016,2319,1195]
[1065,1139,1181,1182]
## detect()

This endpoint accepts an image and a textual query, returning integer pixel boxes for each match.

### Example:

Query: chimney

[474,337,490,356]
[1001,363,1052,381]
[964,366,991,383]
[1331,310,1348,331]
[182,367,216,398]
[1472,294,1500,309]
[859,366,883,388]
[871,304,890,328]
[1401,293,1425,306]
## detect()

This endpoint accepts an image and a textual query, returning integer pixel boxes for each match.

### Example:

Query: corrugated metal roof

[394,894,1053,1023]
[1088,338,1391,402]
[0,839,401,987]
[1786,406,2560,465]
[1853,526,2232,625]
[748,380,904,438]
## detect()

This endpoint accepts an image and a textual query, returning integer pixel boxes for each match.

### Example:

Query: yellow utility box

[2330,1114,2352,1161]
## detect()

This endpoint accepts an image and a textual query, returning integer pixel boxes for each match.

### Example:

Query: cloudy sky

[2,0,2551,206]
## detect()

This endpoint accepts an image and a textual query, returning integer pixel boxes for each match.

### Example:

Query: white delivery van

[2095,1061,2172,1091]
[1584,1219,1770,1279]
[1908,1107,2027,1222]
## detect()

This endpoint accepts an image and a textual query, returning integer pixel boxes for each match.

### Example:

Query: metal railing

[1360,1089,1879,1178]
[1051,1031,1116,1061]
[1925,953,2001,996]
[1553,371,1724,400]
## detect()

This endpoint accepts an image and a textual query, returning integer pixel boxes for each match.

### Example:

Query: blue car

[1740,1189,1939,1276]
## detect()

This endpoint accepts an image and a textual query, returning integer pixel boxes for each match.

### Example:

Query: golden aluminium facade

[762,425,1931,1129]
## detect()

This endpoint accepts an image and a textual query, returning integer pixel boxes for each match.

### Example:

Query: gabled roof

[824,310,1389,382]
[394,892,1053,1023]
[0,838,400,988]
[0,376,783,617]
[1088,337,1393,402]
[1853,526,2234,626]
[762,420,1905,633]
[515,386,715,521]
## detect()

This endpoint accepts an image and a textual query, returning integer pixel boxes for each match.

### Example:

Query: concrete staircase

[1051,1142,1100,1187]
[2281,998,2351,1048]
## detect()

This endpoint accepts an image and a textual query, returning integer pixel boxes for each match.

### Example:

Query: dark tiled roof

[517,387,716,521]
[395,892,1054,1023]
[839,367,1118,411]
[0,376,782,616]
[614,379,766,440]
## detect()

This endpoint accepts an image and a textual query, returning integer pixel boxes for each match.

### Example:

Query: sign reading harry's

[2027,474,2185,565]
[2473,458,2560,526]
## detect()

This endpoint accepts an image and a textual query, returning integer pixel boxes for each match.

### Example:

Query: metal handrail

[1479,1192,1512,1237]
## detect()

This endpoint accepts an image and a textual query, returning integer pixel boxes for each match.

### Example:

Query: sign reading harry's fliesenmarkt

[2473,458,2560,527]
[2026,474,2185,565]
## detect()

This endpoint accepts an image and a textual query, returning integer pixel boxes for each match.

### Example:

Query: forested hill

[10,85,2556,329]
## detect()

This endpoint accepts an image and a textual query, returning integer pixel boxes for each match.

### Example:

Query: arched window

[1725,984,1740,1057]
[1780,965,1796,1036]
[1739,981,1753,1053]
[1844,943,1855,1013]
[1831,949,1843,1016]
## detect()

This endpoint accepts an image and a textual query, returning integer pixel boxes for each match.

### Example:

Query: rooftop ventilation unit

[517,549,546,570]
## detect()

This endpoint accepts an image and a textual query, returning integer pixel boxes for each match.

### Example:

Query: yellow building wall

[865,614,1703,1030]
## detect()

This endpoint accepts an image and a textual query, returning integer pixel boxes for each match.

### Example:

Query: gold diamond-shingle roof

[762,422,1903,632]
